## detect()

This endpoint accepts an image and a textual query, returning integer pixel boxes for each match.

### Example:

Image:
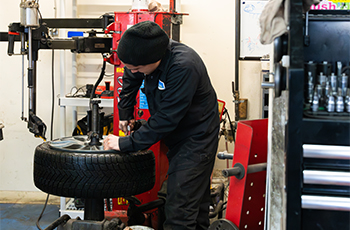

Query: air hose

[90,58,107,101]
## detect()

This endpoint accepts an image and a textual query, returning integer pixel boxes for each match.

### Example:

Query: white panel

[240,0,271,58]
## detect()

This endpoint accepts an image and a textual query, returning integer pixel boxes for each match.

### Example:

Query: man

[103,21,219,230]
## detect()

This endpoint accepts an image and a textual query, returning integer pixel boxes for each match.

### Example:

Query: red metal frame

[225,119,268,229]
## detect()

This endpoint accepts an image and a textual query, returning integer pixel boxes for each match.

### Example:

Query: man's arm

[119,63,199,152]
[103,68,143,151]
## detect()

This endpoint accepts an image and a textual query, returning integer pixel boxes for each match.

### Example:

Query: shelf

[59,97,114,107]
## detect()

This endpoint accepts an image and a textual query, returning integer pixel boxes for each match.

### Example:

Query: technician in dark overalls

[103,21,219,230]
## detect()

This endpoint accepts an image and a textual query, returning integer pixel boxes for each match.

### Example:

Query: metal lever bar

[261,82,275,89]
[222,162,267,179]
[247,162,267,174]
[217,151,234,160]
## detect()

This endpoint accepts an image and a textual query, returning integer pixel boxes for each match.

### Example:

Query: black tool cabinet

[284,3,350,230]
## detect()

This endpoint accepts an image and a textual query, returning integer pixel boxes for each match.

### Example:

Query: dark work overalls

[118,40,220,230]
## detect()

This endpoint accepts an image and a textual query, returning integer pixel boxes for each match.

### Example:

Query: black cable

[37,8,43,21]
[341,66,350,75]
[36,49,55,230]
[36,194,50,230]
[224,108,236,142]
[104,73,114,77]
[70,86,78,93]
[36,1,43,23]
[65,86,87,98]
[72,85,86,97]
[90,57,107,104]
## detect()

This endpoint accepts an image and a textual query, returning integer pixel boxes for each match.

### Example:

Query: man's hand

[103,134,120,151]
[119,119,135,135]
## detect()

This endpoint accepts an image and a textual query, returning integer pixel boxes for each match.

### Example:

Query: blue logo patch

[158,80,166,90]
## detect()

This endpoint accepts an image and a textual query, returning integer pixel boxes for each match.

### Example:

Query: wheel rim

[49,135,115,153]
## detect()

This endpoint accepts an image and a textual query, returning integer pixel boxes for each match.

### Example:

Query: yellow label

[117,197,129,205]
[119,130,125,137]
[218,101,225,115]
[116,67,124,73]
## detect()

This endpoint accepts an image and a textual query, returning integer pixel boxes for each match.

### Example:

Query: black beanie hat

[117,21,169,66]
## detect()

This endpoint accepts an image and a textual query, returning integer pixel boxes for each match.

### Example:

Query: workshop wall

[0,0,264,196]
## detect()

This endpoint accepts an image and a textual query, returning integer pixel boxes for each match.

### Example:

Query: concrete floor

[0,172,228,230]
[0,203,60,230]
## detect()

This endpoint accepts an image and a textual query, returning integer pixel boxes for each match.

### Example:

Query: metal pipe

[28,27,32,69]
[169,0,175,12]
[43,214,70,230]
[303,144,350,160]
[305,12,309,37]
[302,195,350,211]
[91,101,99,133]
[72,0,77,129]
[223,166,242,178]
[261,82,275,89]
[235,0,240,92]
[303,170,350,186]
[217,151,233,160]
[89,99,102,146]
[247,163,267,174]
[222,162,266,179]
[234,0,241,121]
[59,0,66,137]
[29,61,37,112]
[28,27,36,113]
[21,32,26,120]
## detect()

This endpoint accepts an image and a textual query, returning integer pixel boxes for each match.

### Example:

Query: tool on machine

[330,73,337,93]
[312,91,319,112]
[100,81,114,99]
[3,0,116,140]
[307,72,314,104]
[318,72,326,86]
[336,93,345,113]
[341,73,348,96]
[327,94,335,113]
[11,0,48,140]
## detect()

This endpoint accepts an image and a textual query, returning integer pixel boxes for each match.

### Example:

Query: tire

[34,141,155,198]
